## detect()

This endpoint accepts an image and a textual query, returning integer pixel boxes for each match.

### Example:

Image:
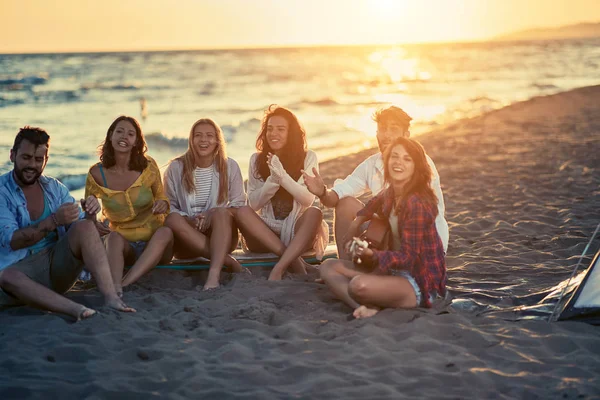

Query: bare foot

[353,305,380,319]
[105,297,136,313]
[314,278,325,284]
[202,283,220,291]
[76,306,97,321]
[203,273,220,290]
[114,284,123,298]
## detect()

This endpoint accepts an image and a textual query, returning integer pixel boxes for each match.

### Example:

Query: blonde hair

[178,118,228,204]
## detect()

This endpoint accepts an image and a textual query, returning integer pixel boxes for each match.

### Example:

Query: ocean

[1,38,599,194]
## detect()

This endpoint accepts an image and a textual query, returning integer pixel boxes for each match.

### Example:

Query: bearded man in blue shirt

[0,126,135,320]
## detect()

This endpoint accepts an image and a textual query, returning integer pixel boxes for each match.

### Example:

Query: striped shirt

[191,166,214,214]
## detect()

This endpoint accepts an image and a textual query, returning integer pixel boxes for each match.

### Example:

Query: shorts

[128,240,148,263]
[392,270,437,308]
[0,234,83,306]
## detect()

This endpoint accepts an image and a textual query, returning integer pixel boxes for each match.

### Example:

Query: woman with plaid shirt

[319,137,446,319]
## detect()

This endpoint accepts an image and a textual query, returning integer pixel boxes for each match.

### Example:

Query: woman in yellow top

[85,116,174,296]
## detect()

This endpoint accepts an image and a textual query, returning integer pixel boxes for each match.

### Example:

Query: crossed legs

[319,258,417,319]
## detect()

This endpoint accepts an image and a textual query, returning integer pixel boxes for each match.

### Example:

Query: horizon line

[0,36,524,56]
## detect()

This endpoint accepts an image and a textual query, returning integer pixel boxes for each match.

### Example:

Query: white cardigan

[163,157,246,216]
[247,150,329,260]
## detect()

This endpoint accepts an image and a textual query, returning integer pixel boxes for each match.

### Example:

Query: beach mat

[156,244,338,270]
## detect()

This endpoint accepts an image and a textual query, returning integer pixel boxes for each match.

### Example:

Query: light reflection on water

[0,38,599,186]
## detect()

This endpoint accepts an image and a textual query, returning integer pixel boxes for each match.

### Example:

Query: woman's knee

[235,205,254,219]
[211,207,233,223]
[153,226,174,244]
[348,275,369,300]
[319,259,339,279]
[305,206,323,220]
[164,212,184,228]
[105,231,127,250]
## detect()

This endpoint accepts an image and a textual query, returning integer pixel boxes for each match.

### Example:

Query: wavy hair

[99,116,148,172]
[254,105,307,204]
[176,118,229,204]
[383,137,437,215]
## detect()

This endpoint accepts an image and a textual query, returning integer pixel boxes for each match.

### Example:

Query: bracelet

[50,213,60,227]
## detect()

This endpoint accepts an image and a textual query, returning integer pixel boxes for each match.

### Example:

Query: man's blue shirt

[0,171,82,271]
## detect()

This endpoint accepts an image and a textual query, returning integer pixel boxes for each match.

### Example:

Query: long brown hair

[99,116,148,171]
[383,137,438,215]
[177,118,228,204]
[254,105,307,203]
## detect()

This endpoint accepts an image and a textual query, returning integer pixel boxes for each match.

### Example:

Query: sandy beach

[1,85,600,399]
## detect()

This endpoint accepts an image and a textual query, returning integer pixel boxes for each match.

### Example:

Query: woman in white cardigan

[234,105,329,281]
[163,118,246,290]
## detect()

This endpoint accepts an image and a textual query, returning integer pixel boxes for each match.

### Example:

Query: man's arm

[302,167,339,208]
[9,215,57,251]
[9,202,80,251]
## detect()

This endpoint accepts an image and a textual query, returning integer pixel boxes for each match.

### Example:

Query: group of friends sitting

[0,105,449,321]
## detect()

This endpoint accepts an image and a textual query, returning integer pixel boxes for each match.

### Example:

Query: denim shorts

[128,241,148,262]
[392,271,437,307]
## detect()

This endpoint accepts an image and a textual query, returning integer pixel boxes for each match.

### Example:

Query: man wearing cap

[303,106,449,259]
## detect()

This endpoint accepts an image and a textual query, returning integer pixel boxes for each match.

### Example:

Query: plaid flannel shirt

[357,188,446,307]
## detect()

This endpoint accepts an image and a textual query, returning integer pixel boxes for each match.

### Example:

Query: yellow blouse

[85,157,169,242]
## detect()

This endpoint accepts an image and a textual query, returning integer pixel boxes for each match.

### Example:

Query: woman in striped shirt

[234,105,329,281]
[163,119,246,290]
[319,137,446,319]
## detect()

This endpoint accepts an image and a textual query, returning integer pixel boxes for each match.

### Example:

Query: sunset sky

[2,0,599,53]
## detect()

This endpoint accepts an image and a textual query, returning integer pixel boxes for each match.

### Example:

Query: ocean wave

[145,132,189,150]
[0,74,48,86]
[80,82,141,91]
[296,97,339,107]
[32,89,81,102]
[0,97,26,107]
[57,173,87,191]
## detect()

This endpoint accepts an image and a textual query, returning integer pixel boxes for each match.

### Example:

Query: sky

[1,0,599,53]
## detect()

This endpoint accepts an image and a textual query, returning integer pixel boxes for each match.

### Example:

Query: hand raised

[302,167,325,196]
[55,202,81,226]
[267,153,286,181]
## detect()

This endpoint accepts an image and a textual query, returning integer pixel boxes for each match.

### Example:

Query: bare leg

[269,207,322,280]
[348,274,418,319]
[204,208,240,290]
[67,220,135,312]
[122,227,174,287]
[165,213,242,285]
[235,205,287,254]
[319,258,364,309]
[104,231,133,297]
[235,206,319,278]
[334,197,364,260]
[0,268,95,321]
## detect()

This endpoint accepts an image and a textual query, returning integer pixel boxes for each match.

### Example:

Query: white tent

[558,249,600,323]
